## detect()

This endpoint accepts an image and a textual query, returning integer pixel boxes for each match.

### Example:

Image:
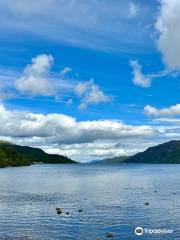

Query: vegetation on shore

[0,141,76,168]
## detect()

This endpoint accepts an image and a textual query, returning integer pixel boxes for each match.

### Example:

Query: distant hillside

[123,140,180,164]
[0,141,76,168]
[91,156,129,164]
[0,147,30,167]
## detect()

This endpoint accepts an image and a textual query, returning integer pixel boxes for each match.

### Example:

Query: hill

[123,140,180,164]
[0,141,76,167]
[91,156,129,164]
[0,147,30,167]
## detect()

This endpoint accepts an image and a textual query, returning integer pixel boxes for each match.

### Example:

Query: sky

[0,0,180,162]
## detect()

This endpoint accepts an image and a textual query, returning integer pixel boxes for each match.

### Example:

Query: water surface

[0,164,179,239]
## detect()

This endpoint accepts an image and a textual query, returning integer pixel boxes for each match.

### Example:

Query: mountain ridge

[90,156,129,164]
[123,140,180,164]
[0,141,76,167]
[91,140,180,164]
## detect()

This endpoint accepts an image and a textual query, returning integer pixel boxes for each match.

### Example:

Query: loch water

[0,164,179,239]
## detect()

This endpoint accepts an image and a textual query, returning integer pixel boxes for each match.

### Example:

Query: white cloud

[0,103,161,161]
[152,117,180,124]
[0,103,157,141]
[0,103,179,162]
[0,0,153,52]
[15,54,57,96]
[80,84,110,109]
[74,80,93,97]
[129,60,177,88]
[128,0,180,88]
[156,0,180,69]
[0,54,111,109]
[144,104,180,116]
[129,60,152,87]
[75,79,110,109]
[84,84,109,104]
[128,2,137,18]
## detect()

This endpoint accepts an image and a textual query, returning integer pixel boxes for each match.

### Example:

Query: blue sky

[0,0,179,161]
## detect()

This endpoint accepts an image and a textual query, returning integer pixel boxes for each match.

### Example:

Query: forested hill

[123,140,180,164]
[91,140,180,164]
[0,141,76,168]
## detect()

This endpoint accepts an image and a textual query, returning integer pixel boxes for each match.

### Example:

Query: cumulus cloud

[74,80,92,97]
[0,103,161,161]
[0,54,110,109]
[129,60,152,87]
[75,79,110,109]
[144,104,180,116]
[156,0,180,69]
[128,0,180,88]
[0,103,157,141]
[129,1,180,88]
[0,103,179,161]
[15,54,57,96]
